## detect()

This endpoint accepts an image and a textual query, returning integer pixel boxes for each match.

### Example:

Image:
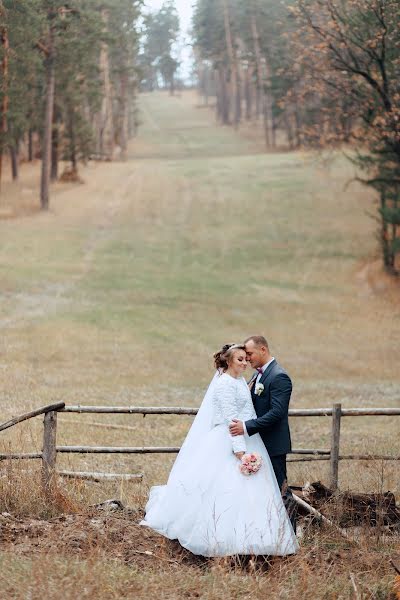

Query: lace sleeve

[215,376,247,453]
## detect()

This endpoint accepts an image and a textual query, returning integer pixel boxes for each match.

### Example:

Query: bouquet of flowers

[239,453,262,476]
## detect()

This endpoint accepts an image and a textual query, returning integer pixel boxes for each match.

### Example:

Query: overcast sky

[144,0,193,33]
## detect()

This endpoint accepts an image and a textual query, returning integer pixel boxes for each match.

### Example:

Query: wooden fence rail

[0,402,65,432]
[0,452,42,460]
[0,403,399,490]
[62,406,400,416]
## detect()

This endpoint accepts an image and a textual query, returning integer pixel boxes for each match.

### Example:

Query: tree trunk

[0,23,9,192]
[51,113,59,181]
[284,114,294,149]
[255,81,261,119]
[294,101,301,148]
[236,63,242,124]
[263,56,274,147]
[392,195,398,273]
[244,65,252,120]
[40,25,55,210]
[250,8,272,148]
[215,68,222,122]
[217,67,230,125]
[129,79,139,139]
[215,67,222,122]
[96,9,114,160]
[28,129,34,162]
[204,67,210,105]
[380,189,394,272]
[9,142,18,180]
[221,0,240,128]
[120,73,128,160]
[272,111,277,147]
[68,108,77,169]
[127,94,135,139]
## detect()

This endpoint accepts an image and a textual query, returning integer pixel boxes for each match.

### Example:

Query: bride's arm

[216,377,247,454]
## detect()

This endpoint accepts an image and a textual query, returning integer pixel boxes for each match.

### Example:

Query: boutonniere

[255,382,264,396]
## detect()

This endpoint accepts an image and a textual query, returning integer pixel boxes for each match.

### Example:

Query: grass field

[0,90,399,598]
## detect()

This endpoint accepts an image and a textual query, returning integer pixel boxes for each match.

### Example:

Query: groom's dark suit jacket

[245,359,292,457]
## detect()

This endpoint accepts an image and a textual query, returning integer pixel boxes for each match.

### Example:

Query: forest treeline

[0,0,180,210]
[193,0,400,274]
[1,1,399,274]
[0,0,144,209]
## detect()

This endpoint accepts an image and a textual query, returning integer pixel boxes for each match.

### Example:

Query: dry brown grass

[0,482,399,599]
[0,463,399,600]
[0,90,399,598]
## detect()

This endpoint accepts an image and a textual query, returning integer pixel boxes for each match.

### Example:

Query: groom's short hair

[244,335,269,349]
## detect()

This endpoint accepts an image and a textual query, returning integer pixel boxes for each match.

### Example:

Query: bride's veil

[166,371,220,486]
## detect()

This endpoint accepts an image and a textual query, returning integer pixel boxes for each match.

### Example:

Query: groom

[229,335,297,531]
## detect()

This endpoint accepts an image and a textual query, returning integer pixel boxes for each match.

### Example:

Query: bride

[140,344,298,557]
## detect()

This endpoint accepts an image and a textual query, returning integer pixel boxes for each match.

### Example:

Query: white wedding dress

[140,372,298,557]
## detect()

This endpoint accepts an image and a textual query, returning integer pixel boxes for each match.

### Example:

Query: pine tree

[55,1,103,171]
[141,1,180,94]
[108,0,143,159]
[0,0,42,185]
[293,0,400,273]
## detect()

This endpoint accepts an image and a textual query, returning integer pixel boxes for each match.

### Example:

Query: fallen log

[58,470,143,482]
[296,481,400,528]
[390,559,400,576]
[292,493,352,541]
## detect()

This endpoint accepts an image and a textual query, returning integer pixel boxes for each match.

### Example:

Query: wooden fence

[0,402,399,491]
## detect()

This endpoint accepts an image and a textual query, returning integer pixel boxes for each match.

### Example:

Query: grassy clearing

[0,466,399,600]
[0,90,399,597]
[0,552,396,600]
[0,505,398,600]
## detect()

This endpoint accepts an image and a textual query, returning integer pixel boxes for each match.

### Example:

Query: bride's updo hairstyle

[214,344,246,372]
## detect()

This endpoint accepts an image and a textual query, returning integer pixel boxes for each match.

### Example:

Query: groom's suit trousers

[269,454,288,493]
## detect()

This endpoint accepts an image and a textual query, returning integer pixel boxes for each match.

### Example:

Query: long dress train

[140,372,298,557]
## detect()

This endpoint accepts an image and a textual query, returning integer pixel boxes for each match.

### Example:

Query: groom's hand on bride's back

[229,419,244,436]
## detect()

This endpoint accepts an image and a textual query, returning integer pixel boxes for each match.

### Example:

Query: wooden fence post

[330,403,342,491]
[42,410,58,490]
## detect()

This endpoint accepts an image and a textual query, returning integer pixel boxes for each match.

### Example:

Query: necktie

[257,368,263,374]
